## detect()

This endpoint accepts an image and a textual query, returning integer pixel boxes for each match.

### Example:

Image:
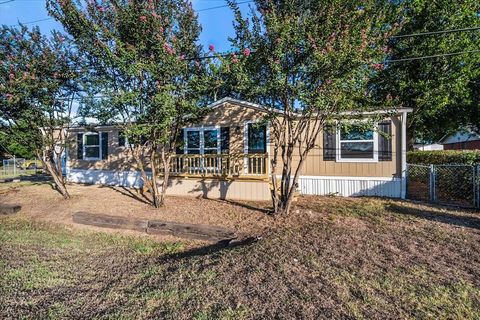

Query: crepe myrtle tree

[0,25,81,199]
[47,0,208,208]
[226,0,401,214]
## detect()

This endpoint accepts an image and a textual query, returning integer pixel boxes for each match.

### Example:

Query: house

[413,143,444,151]
[65,97,412,201]
[439,128,480,150]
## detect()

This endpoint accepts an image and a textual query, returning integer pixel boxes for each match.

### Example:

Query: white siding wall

[68,169,402,200]
[298,176,402,198]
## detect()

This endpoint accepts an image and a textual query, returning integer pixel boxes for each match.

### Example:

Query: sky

[0,0,254,52]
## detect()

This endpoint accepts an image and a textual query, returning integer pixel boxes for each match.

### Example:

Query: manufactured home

[66,97,412,201]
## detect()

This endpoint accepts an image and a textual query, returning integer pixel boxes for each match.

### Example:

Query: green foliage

[225,0,401,213]
[0,130,35,159]
[407,150,480,165]
[47,0,208,148]
[374,0,480,142]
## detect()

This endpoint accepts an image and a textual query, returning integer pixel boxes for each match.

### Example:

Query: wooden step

[0,204,21,215]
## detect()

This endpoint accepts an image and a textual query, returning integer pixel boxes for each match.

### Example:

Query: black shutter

[323,124,336,161]
[101,132,108,160]
[220,127,230,154]
[118,131,125,147]
[176,129,184,154]
[378,121,392,161]
[77,133,83,160]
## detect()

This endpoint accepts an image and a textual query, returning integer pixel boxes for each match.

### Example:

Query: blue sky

[0,0,253,52]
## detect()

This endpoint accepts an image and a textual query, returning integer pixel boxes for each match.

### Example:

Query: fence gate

[406,164,479,209]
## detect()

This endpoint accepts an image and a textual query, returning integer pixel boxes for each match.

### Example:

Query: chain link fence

[406,164,480,209]
[1,158,41,180]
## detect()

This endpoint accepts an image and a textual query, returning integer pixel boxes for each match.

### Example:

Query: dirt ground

[0,182,275,243]
[1,182,480,319]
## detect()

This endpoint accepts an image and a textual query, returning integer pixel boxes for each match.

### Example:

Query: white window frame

[183,126,221,155]
[83,132,102,161]
[336,122,378,163]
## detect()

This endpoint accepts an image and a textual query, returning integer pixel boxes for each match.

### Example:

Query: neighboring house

[439,128,480,150]
[413,143,444,151]
[65,97,412,200]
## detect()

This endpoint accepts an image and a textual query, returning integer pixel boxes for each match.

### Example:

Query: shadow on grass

[211,199,272,214]
[387,203,480,230]
[102,185,152,206]
[160,236,260,262]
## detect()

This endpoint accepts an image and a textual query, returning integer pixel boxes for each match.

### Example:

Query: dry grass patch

[0,182,479,319]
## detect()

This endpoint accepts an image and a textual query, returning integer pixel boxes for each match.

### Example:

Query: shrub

[407,150,480,165]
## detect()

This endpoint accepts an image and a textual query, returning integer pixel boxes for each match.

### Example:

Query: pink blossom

[243,48,251,56]
[274,59,280,65]
[98,6,105,12]
[6,93,13,100]
[140,16,147,22]
[372,63,384,71]
[9,73,14,80]
[179,54,185,60]
[163,43,174,55]
[208,44,215,52]
[231,53,238,64]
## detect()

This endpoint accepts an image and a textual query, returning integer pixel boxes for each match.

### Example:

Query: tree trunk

[40,152,70,199]
[159,151,171,207]
[149,150,162,208]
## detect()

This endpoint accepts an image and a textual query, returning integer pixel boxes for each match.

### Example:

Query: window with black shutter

[176,129,185,154]
[118,131,126,147]
[323,124,336,161]
[220,127,230,154]
[378,121,392,161]
[101,132,108,160]
[77,133,83,160]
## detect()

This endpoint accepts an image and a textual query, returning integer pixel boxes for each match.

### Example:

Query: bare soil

[1,182,479,319]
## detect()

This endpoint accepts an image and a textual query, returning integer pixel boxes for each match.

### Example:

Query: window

[185,128,220,154]
[247,123,266,153]
[337,123,377,162]
[84,133,101,160]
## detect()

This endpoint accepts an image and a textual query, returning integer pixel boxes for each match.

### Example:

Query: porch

[166,153,269,180]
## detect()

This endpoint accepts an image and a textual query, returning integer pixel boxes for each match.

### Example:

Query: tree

[374,0,480,144]
[0,26,81,198]
[47,0,207,208]
[226,0,400,214]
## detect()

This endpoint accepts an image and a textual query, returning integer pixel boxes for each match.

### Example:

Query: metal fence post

[429,164,436,202]
[476,165,480,209]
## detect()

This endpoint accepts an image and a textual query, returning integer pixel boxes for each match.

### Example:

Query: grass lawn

[0,183,479,319]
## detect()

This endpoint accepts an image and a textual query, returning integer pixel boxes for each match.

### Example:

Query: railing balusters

[164,153,268,179]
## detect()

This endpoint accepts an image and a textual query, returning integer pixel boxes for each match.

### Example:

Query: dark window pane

[186,149,200,154]
[204,130,218,149]
[340,142,374,159]
[85,146,100,158]
[248,124,266,153]
[340,124,373,140]
[204,149,218,154]
[187,131,200,148]
[85,134,99,146]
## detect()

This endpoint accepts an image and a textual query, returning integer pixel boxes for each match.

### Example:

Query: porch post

[401,111,407,199]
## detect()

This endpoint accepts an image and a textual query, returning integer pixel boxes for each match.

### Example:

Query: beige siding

[67,128,137,171]
[276,115,401,178]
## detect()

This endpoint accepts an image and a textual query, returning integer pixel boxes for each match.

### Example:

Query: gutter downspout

[401,111,408,199]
